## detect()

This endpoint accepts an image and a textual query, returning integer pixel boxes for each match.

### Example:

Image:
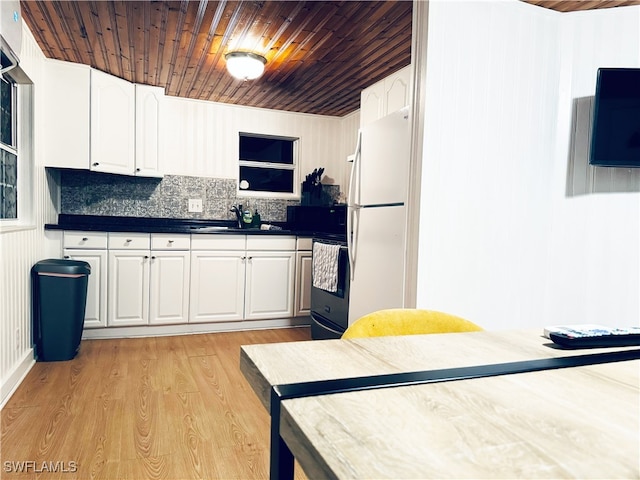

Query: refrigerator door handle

[347,130,362,280]
[347,205,360,281]
[348,130,361,206]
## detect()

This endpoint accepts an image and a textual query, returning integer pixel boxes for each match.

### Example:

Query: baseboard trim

[82,317,311,339]
[1,348,36,409]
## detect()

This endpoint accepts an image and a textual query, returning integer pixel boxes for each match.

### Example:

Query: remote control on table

[547,326,640,348]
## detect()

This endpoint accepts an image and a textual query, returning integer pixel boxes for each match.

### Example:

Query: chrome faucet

[230,205,243,228]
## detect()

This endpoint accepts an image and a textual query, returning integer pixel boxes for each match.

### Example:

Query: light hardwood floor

[1,327,311,480]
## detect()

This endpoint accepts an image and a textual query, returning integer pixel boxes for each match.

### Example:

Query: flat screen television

[589,68,640,168]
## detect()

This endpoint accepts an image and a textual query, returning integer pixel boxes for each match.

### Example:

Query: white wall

[416,1,640,330]
[545,7,640,327]
[161,96,355,191]
[0,25,58,407]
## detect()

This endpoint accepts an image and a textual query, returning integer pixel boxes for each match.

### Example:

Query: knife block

[301,183,323,205]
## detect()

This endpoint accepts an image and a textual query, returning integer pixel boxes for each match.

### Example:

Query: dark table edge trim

[268,348,640,480]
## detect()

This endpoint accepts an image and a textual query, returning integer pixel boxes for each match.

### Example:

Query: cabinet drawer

[296,237,313,251]
[151,234,191,250]
[108,232,150,249]
[63,231,108,249]
[191,234,246,251]
[247,235,296,251]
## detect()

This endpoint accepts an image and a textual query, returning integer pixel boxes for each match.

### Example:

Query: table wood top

[240,330,640,479]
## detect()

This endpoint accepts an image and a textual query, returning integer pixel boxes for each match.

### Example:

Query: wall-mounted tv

[589,68,640,168]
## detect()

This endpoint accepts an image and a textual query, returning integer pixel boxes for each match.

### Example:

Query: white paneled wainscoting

[0,24,58,407]
[1,215,41,407]
[0,168,59,407]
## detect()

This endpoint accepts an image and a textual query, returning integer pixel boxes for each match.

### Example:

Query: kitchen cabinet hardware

[93,162,99,167]
[82,237,88,241]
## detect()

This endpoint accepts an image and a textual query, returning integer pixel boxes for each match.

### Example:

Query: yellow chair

[341,308,482,339]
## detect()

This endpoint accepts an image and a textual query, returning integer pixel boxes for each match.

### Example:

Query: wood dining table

[240,329,640,479]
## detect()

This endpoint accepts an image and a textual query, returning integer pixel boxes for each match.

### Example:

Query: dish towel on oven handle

[312,242,341,293]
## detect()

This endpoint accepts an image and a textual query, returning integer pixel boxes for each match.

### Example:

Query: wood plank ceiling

[21,0,413,117]
[20,1,640,117]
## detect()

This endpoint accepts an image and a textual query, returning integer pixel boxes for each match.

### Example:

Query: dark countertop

[45,214,321,236]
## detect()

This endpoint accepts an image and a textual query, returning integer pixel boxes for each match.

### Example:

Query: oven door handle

[312,314,346,337]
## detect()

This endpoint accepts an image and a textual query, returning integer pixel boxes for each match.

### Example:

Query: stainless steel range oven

[310,235,350,340]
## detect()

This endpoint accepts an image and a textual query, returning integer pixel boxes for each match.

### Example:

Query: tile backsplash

[59,170,340,222]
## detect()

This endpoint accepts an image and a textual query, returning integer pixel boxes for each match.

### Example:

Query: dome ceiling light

[225,51,267,81]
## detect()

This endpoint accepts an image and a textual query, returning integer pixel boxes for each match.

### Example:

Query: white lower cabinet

[149,250,191,325]
[108,233,190,327]
[189,251,246,323]
[63,231,109,329]
[245,251,295,320]
[189,235,296,323]
[62,230,303,331]
[295,237,313,317]
[63,248,108,328]
[108,249,150,326]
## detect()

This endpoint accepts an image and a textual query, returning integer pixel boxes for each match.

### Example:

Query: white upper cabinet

[42,60,91,170]
[43,59,164,176]
[135,84,164,177]
[91,69,136,175]
[360,65,411,127]
[384,66,411,115]
[360,82,385,129]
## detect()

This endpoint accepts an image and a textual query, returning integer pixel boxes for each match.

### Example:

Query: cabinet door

[384,65,411,114]
[295,251,312,317]
[43,60,91,169]
[245,251,295,320]
[63,249,107,328]
[360,81,385,127]
[189,251,245,323]
[91,69,135,175]
[108,250,150,326]
[149,250,190,325]
[135,84,164,177]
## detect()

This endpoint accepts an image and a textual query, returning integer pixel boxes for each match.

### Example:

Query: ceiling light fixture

[225,51,267,81]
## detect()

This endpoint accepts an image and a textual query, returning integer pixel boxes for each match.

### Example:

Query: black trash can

[32,259,91,361]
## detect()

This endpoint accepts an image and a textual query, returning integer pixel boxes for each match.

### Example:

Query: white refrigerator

[347,107,411,324]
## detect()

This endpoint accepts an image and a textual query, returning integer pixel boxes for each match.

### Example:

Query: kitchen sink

[190,226,230,232]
